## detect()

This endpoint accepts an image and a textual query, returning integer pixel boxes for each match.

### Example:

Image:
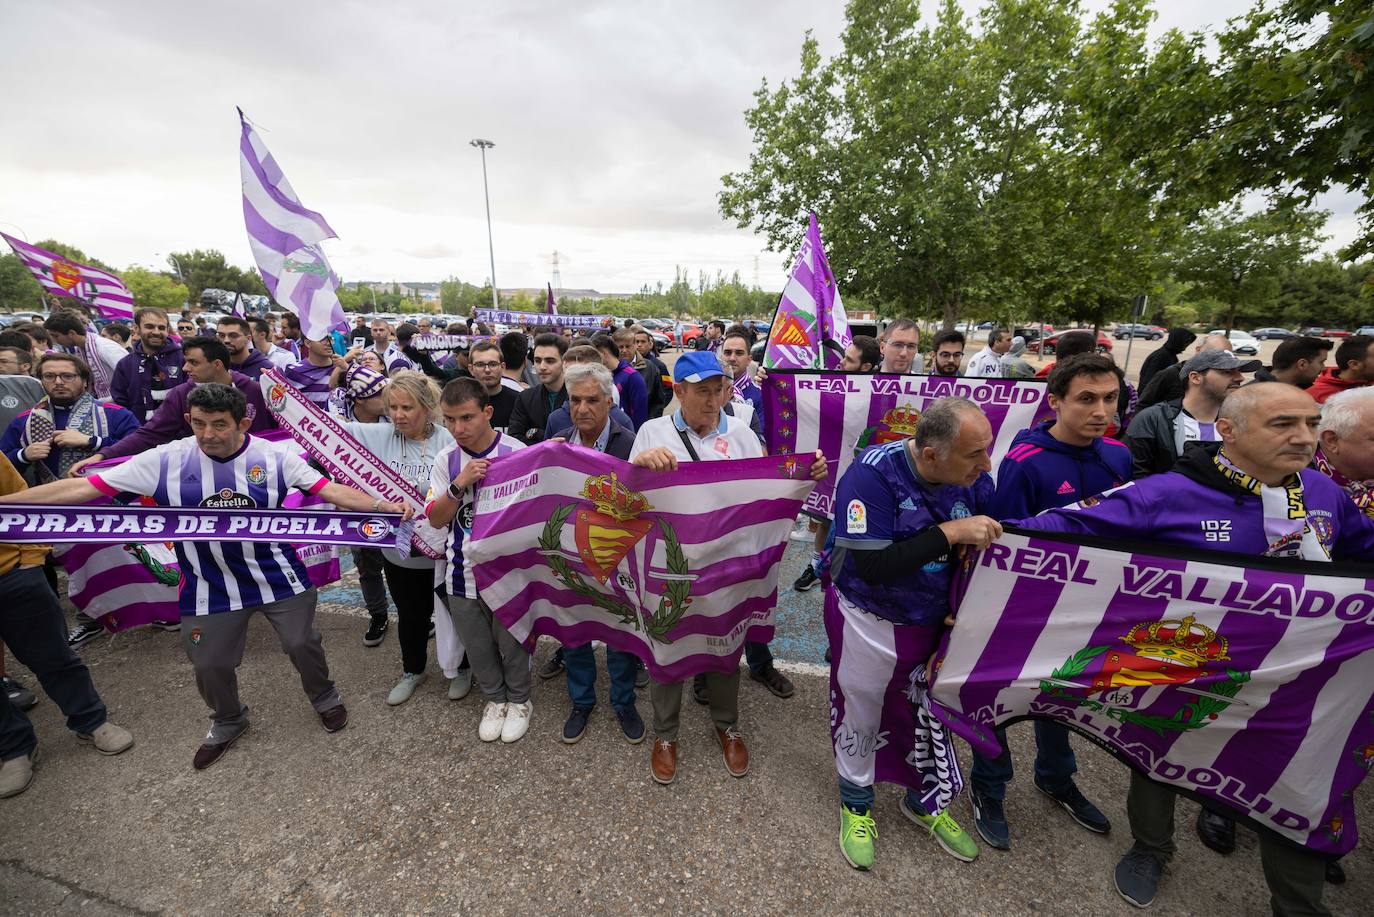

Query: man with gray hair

[549,361,643,745]
[826,397,1005,870]
[1315,386,1374,519]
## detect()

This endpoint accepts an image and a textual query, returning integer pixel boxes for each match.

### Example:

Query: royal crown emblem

[1041,613,1250,737]
[880,404,921,437]
[579,472,650,522]
[540,471,691,644]
[49,259,81,292]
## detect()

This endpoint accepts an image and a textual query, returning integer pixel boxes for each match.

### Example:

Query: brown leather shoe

[319,704,348,733]
[716,726,749,777]
[192,726,247,771]
[650,738,678,785]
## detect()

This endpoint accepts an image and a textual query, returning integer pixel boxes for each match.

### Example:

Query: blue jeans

[744,640,773,675]
[0,566,107,760]
[970,720,1077,801]
[563,642,637,712]
[838,775,923,814]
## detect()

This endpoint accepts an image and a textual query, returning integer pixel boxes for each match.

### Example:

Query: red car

[1026,330,1114,355]
[674,323,703,346]
[1324,329,1353,338]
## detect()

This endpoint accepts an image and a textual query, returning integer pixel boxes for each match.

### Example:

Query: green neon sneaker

[901,796,978,862]
[839,804,877,870]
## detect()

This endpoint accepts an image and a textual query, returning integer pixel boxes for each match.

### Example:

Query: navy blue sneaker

[616,705,646,744]
[1035,776,1110,834]
[1114,846,1163,908]
[970,789,1011,850]
[562,707,592,744]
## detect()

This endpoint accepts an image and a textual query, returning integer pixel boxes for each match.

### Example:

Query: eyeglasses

[938,351,964,359]
[41,372,80,383]
[471,361,502,370]
[886,341,919,351]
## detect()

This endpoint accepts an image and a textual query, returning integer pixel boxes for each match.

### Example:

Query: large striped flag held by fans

[238,108,347,341]
[467,443,816,681]
[0,233,134,320]
[763,212,852,371]
[930,530,1374,855]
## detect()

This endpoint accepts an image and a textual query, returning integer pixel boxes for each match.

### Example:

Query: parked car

[1210,330,1260,355]
[647,330,672,352]
[3,310,45,324]
[1356,326,1374,338]
[673,323,702,347]
[1324,329,1353,338]
[1027,330,1113,355]
[1113,323,1163,340]
[1012,326,1050,343]
[1252,327,1297,341]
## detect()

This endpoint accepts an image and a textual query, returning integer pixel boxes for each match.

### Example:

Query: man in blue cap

[630,350,826,786]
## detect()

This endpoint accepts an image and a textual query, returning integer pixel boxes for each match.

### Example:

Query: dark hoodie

[990,420,1133,520]
[1137,327,1196,392]
[228,347,272,380]
[109,339,184,421]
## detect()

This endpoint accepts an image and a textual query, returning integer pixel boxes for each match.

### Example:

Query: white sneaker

[386,672,427,706]
[501,701,533,744]
[478,702,507,742]
[448,668,473,701]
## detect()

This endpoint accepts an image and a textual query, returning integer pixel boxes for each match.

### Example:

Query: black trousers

[381,559,437,675]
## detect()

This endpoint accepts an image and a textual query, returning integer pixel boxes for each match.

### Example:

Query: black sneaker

[362,615,389,647]
[1,676,37,713]
[970,789,1011,850]
[538,647,565,680]
[634,665,649,689]
[692,674,709,705]
[1035,776,1110,834]
[793,566,820,592]
[1327,859,1346,885]
[824,645,832,664]
[616,705,646,744]
[67,620,104,648]
[1114,846,1164,908]
[562,707,592,744]
[1195,807,1235,854]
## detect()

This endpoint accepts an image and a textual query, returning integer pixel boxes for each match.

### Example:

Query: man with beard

[1124,350,1258,478]
[215,317,271,380]
[110,308,184,422]
[508,333,568,445]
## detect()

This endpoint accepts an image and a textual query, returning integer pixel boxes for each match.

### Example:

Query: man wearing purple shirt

[282,337,338,410]
[1017,383,1371,914]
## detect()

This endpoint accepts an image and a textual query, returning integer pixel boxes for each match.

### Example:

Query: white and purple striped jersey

[426,432,524,599]
[282,359,335,410]
[89,434,329,616]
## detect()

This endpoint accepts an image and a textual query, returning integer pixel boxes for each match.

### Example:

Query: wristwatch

[448,481,464,501]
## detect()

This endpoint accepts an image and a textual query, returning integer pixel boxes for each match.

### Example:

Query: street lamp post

[470,138,499,312]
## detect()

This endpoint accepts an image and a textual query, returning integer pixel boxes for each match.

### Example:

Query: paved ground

[5,542,1370,916]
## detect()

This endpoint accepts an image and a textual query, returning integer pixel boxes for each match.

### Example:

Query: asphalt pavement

[5,539,1370,916]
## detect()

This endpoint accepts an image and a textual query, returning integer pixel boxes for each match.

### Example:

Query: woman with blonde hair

[344,371,464,705]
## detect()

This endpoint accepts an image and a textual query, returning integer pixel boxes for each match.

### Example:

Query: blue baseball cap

[673,350,726,383]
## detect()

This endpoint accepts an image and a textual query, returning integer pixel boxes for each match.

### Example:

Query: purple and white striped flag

[545,282,558,315]
[765,371,1050,518]
[763,212,851,370]
[238,108,347,341]
[466,442,816,681]
[930,530,1374,855]
[0,233,134,320]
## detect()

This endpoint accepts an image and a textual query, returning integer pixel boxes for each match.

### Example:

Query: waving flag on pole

[238,108,347,341]
[763,212,852,371]
[546,282,558,315]
[0,233,134,320]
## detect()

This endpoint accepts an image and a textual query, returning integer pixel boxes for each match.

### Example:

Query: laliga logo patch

[847,499,867,534]
[266,383,288,411]
[358,518,391,542]
[246,464,266,486]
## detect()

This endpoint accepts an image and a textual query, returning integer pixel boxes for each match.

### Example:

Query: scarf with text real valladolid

[1214,449,1329,560]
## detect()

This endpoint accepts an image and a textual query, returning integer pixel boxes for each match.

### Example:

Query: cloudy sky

[0,0,1358,294]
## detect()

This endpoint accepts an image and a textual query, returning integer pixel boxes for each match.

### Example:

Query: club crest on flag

[539,472,692,643]
[266,383,289,411]
[50,259,82,292]
[1040,614,1250,736]
[853,404,921,452]
[771,312,813,347]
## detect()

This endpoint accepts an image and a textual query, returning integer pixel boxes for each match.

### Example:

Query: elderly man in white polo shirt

[630,350,825,786]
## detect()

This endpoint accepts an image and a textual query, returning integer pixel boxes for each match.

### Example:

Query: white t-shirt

[344,420,456,568]
[629,409,763,463]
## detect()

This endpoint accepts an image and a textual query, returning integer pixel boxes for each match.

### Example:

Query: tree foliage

[122,268,190,314]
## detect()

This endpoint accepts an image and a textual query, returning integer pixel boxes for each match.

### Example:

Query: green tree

[0,253,44,311]
[167,249,268,308]
[1173,204,1325,332]
[123,267,190,313]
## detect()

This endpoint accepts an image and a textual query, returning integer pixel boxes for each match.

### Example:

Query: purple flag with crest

[764,370,1050,518]
[466,442,815,681]
[763,212,851,370]
[929,529,1374,855]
